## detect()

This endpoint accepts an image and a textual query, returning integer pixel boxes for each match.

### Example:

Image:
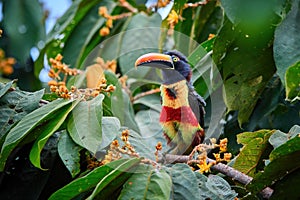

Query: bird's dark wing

[188,85,206,128]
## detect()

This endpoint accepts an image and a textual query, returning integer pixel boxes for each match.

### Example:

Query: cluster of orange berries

[98,1,134,37]
[48,80,71,99]
[48,54,80,79]
[0,49,15,75]
[98,6,113,36]
[48,54,116,99]
[95,57,117,73]
[212,138,232,163]
[189,138,232,173]
[89,77,116,97]
[49,76,116,100]
[102,130,138,165]
[47,54,81,99]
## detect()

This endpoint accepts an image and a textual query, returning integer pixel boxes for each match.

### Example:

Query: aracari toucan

[135,50,206,155]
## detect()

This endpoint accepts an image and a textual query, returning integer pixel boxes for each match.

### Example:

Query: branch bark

[160,154,273,199]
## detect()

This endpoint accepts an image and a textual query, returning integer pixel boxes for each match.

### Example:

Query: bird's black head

[135,50,192,84]
[164,50,192,83]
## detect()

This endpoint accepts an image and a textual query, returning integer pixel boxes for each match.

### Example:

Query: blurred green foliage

[0,0,299,199]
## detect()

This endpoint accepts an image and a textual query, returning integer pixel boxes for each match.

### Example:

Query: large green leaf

[35,0,116,76]
[205,175,238,199]
[62,0,117,69]
[118,13,162,75]
[0,82,44,147]
[196,173,218,199]
[285,61,300,101]
[195,173,238,199]
[220,0,286,28]
[233,130,274,177]
[104,71,140,132]
[167,163,200,200]
[0,98,73,171]
[29,99,80,169]
[134,109,166,156]
[213,18,277,125]
[269,169,300,200]
[125,129,159,161]
[0,81,14,98]
[247,135,300,193]
[119,165,172,200]
[192,1,223,44]
[100,116,120,149]
[86,158,141,200]
[3,0,45,64]
[67,94,104,154]
[133,93,161,113]
[58,131,83,178]
[269,125,300,149]
[274,0,300,83]
[49,158,140,200]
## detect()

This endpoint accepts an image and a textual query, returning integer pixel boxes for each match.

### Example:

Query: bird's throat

[160,80,189,109]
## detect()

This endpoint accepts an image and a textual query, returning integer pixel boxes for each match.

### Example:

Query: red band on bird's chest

[160,106,199,126]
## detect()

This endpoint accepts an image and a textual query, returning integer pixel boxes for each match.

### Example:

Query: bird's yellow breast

[160,80,189,109]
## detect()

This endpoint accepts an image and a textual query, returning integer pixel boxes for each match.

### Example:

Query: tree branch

[160,154,273,199]
[132,88,160,102]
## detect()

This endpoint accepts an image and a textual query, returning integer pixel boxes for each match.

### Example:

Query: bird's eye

[172,56,179,62]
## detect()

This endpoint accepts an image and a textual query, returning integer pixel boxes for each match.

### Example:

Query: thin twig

[111,12,133,20]
[184,0,209,8]
[119,0,138,13]
[160,154,274,199]
[132,88,160,102]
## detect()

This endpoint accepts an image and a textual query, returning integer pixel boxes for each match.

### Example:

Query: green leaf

[0,80,14,98]
[86,158,141,200]
[269,132,300,161]
[3,0,45,64]
[134,109,166,156]
[213,18,277,125]
[29,99,80,169]
[133,93,161,113]
[119,165,172,200]
[233,130,274,176]
[192,1,223,44]
[195,173,238,200]
[67,94,104,154]
[35,0,115,76]
[269,125,300,149]
[220,0,285,28]
[269,169,300,200]
[0,98,73,171]
[274,0,300,83]
[49,158,140,200]
[247,135,300,193]
[118,13,162,74]
[103,71,139,132]
[62,0,116,69]
[285,61,300,101]
[100,117,120,149]
[206,175,238,199]
[167,163,200,200]
[188,39,214,67]
[58,131,83,178]
[126,126,166,161]
[0,86,44,147]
